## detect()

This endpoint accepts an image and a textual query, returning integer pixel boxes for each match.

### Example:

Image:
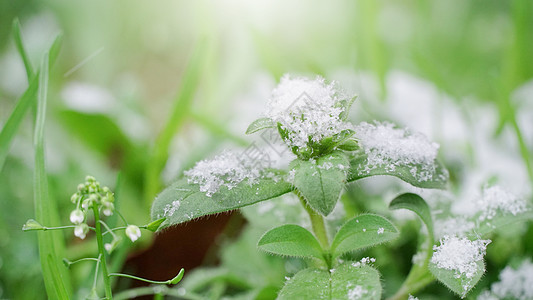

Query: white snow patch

[346,283,367,300]
[185,150,270,197]
[354,121,443,182]
[487,260,533,300]
[266,74,353,148]
[476,185,528,222]
[163,200,181,217]
[431,235,490,279]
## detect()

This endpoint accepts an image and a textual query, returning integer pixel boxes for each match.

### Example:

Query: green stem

[109,268,184,285]
[388,238,435,300]
[93,206,113,299]
[64,257,99,267]
[296,192,331,268]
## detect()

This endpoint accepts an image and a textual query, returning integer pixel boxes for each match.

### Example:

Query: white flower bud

[125,225,141,242]
[70,209,85,224]
[102,201,114,217]
[74,224,89,239]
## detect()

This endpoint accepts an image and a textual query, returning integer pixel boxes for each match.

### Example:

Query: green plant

[152,75,532,299]
[24,175,183,299]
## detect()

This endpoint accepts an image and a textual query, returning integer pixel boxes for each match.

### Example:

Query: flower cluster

[69,176,115,239]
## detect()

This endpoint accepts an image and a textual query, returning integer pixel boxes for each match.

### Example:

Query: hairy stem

[93,206,113,299]
[296,192,332,268]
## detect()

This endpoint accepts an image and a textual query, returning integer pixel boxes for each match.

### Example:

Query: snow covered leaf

[389,193,434,244]
[347,150,448,189]
[292,152,349,216]
[278,264,381,300]
[429,236,490,298]
[330,214,399,259]
[429,260,484,298]
[473,186,532,236]
[245,117,275,134]
[257,224,325,261]
[348,122,448,189]
[151,177,293,228]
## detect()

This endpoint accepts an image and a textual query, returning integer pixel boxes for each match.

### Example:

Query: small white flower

[70,209,85,224]
[102,201,114,217]
[74,223,89,239]
[104,236,122,253]
[125,225,141,242]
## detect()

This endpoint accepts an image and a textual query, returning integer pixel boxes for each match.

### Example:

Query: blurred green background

[0,0,532,299]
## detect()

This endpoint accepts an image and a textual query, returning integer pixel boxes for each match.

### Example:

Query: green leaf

[257,224,324,261]
[429,260,484,298]
[151,176,293,228]
[278,264,381,300]
[318,129,356,154]
[336,95,357,121]
[169,268,185,284]
[145,218,166,232]
[22,219,45,231]
[293,152,349,216]
[245,117,275,134]
[389,193,434,244]
[337,139,358,151]
[330,214,399,258]
[347,150,449,189]
[475,211,533,237]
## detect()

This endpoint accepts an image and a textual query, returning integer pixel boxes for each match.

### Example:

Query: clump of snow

[408,295,419,300]
[185,150,270,197]
[266,74,353,148]
[163,200,181,217]
[351,257,376,268]
[431,235,490,279]
[354,121,442,182]
[377,227,385,234]
[476,185,528,222]
[480,260,533,300]
[346,283,367,300]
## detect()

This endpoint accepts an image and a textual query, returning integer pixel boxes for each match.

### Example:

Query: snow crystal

[354,121,442,181]
[488,260,533,300]
[163,200,181,217]
[408,295,419,300]
[347,283,367,300]
[476,185,528,222]
[377,227,385,234]
[431,235,490,279]
[184,150,269,197]
[266,74,353,148]
[351,257,376,268]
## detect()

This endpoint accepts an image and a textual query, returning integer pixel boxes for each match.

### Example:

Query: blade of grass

[12,18,34,79]
[1,30,63,173]
[144,39,207,207]
[34,51,71,299]
[0,75,38,172]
